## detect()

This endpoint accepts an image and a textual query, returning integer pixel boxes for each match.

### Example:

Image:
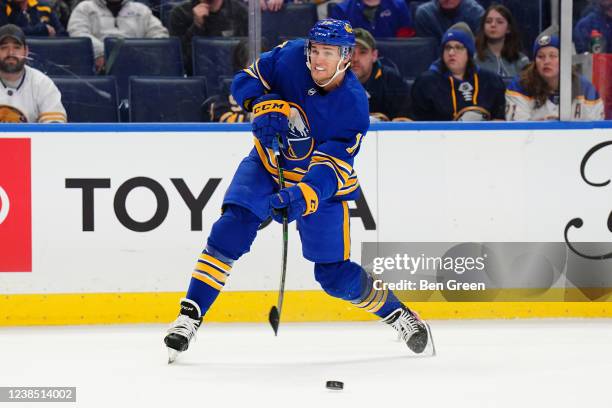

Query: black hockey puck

[326,380,344,390]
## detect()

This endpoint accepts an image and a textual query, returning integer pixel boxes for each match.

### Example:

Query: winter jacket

[7,0,67,36]
[411,59,506,121]
[329,0,414,38]
[474,48,529,78]
[361,60,411,120]
[414,0,483,41]
[505,74,604,121]
[573,9,612,53]
[67,0,168,57]
[169,0,247,74]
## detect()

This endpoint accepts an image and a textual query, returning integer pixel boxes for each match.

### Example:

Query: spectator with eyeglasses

[410,22,506,121]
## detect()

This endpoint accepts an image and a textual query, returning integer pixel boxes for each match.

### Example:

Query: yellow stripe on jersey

[39,112,67,123]
[505,90,533,100]
[345,133,364,155]
[297,182,318,215]
[342,201,350,260]
[253,138,307,184]
[254,59,271,90]
[199,253,231,273]
[243,67,258,79]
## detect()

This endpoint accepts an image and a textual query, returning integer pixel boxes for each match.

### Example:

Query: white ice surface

[1,319,611,408]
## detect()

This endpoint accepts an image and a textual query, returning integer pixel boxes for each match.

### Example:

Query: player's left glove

[269,183,319,223]
[251,94,290,151]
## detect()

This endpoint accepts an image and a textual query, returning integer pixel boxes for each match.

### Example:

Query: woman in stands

[506,29,604,121]
[474,4,529,77]
[410,22,506,121]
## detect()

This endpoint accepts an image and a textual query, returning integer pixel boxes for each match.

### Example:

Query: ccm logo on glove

[252,100,290,118]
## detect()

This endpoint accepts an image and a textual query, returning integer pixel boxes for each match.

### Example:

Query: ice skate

[164,298,202,364]
[382,307,435,355]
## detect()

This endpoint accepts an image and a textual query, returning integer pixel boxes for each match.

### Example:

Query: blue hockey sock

[186,246,234,317]
[352,275,405,319]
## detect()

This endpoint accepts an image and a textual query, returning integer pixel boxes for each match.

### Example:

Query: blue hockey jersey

[231,39,370,202]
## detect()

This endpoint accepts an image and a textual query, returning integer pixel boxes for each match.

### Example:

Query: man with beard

[350,28,411,121]
[0,24,66,123]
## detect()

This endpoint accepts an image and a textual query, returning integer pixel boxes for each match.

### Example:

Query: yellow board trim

[1,290,612,326]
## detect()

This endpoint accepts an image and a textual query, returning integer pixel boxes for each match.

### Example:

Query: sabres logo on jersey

[0,105,27,123]
[283,103,314,161]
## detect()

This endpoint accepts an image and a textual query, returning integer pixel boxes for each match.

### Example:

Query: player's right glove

[269,183,319,223]
[251,94,291,151]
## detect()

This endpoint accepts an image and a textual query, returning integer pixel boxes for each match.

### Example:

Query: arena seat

[376,37,438,79]
[192,37,245,96]
[104,38,184,102]
[27,37,95,76]
[51,76,119,122]
[262,3,318,47]
[128,76,207,122]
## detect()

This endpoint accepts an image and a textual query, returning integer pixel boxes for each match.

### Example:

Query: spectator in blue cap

[506,28,604,120]
[411,22,506,121]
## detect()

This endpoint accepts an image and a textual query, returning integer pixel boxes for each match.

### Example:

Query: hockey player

[164,19,433,363]
[0,24,66,123]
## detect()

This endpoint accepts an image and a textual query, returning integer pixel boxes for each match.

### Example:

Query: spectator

[169,0,247,75]
[474,4,529,77]
[411,22,506,121]
[574,0,612,53]
[415,0,483,42]
[350,28,411,121]
[0,24,66,122]
[67,0,168,73]
[329,0,415,38]
[7,0,67,37]
[506,30,604,121]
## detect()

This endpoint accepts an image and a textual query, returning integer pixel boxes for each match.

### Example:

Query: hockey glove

[269,183,319,223]
[251,94,290,151]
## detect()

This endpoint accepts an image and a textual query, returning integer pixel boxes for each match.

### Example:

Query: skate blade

[422,321,437,357]
[167,348,179,364]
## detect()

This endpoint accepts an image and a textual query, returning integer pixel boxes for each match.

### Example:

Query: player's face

[535,46,559,82]
[0,39,27,74]
[309,42,345,84]
[439,0,461,10]
[484,9,509,41]
[443,40,468,75]
[350,45,377,83]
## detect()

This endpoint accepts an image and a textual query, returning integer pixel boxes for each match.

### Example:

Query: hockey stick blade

[268,305,280,336]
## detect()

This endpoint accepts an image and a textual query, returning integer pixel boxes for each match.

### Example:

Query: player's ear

[372,49,378,60]
[24,45,29,57]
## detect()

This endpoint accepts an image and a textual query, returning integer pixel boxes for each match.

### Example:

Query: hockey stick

[268,134,289,336]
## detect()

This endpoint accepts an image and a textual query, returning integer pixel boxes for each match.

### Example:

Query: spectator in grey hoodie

[474,4,529,77]
[415,0,483,41]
